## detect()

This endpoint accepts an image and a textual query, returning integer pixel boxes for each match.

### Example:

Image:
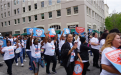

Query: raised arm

[30,33,33,46]
[60,30,64,40]
[54,34,58,43]
[0,45,4,54]
[45,32,49,44]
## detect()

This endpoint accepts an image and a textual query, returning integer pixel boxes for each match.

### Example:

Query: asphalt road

[0,54,100,75]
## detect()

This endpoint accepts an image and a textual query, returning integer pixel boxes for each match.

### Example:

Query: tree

[105,13,121,31]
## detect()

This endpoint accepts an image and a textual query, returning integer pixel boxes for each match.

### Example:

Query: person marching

[59,31,65,63]
[100,33,121,75]
[0,40,19,75]
[90,32,100,68]
[42,32,57,74]
[30,33,41,75]
[14,39,24,67]
[61,34,82,75]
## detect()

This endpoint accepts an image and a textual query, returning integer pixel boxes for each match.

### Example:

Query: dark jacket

[61,42,78,67]
[26,37,30,50]
[80,43,91,60]
[54,39,59,55]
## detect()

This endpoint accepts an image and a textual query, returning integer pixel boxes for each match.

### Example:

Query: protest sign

[0,39,6,48]
[105,49,121,73]
[64,28,70,34]
[35,28,45,37]
[73,61,84,75]
[75,27,85,33]
[48,28,56,35]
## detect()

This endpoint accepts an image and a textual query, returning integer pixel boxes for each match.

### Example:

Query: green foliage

[105,13,121,31]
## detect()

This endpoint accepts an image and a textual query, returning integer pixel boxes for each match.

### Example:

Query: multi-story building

[104,4,109,18]
[0,0,105,36]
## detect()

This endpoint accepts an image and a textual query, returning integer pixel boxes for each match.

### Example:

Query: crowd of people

[0,28,121,75]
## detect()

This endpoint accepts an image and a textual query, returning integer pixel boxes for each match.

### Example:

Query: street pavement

[0,54,100,75]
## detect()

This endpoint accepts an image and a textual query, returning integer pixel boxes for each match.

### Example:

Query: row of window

[86,0,104,14]
[86,6,104,23]
[1,11,10,18]
[1,21,10,27]
[1,7,78,27]
[1,2,10,10]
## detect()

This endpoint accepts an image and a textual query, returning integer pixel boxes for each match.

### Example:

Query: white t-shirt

[100,47,118,75]
[70,43,75,62]
[15,43,22,53]
[100,39,105,48]
[2,46,16,60]
[30,43,41,58]
[44,41,55,56]
[24,40,27,48]
[59,40,65,50]
[8,38,13,45]
[90,37,99,50]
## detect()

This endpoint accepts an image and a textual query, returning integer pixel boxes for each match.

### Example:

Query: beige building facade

[0,0,105,35]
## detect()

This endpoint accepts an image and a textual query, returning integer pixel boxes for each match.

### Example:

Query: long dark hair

[99,32,108,42]
[6,40,11,46]
[65,34,69,43]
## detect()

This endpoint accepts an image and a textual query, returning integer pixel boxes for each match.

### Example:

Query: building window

[18,19,20,23]
[74,6,78,14]
[1,5,3,10]
[17,8,19,13]
[14,9,16,14]
[23,0,25,2]
[7,3,10,7]
[23,7,25,12]
[14,19,17,24]
[34,15,37,21]
[1,22,3,27]
[92,11,94,17]
[48,12,52,18]
[15,31,20,34]
[41,1,44,7]
[4,12,6,17]
[86,7,88,14]
[23,17,25,23]
[28,16,31,22]
[50,25,61,30]
[14,0,16,5]
[8,21,10,25]
[57,10,61,17]
[17,0,19,4]
[57,0,60,3]
[28,5,31,11]
[89,8,91,16]
[5,21,7,26]
[34,3,37,9]
[1,13,3,18]
[8,11,10,16]
[4,4,6,8]
[41,13,44,19]
[49,0,52,5]
[67,7,71,15]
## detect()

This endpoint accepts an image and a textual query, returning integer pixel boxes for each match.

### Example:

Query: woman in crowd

[61,34,82,75]
[58,31,65,63]
[90,32,100,68]
[99,32,108,72]
[30,33,41,75]
[14,39,24,67]
[100,33,121,75]
[80,37,91,75]
[42,33,57,74]
[26,35,33,70]
[0,40,19,75]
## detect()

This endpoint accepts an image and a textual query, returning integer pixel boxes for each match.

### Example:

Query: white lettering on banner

[107,50,121,56]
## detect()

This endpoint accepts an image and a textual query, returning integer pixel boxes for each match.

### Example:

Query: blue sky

[104,0,121,14]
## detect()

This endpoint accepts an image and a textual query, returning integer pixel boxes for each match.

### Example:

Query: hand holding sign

[48,28,56,35]
[73,61,84,75]
[64,28,70,34]
[76,27,85,33]
[105,49,121,73]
